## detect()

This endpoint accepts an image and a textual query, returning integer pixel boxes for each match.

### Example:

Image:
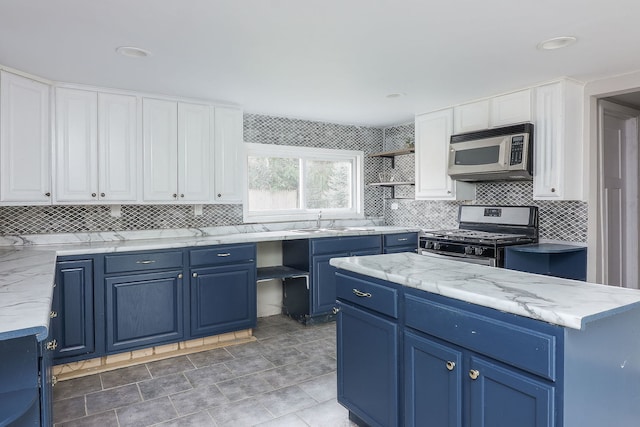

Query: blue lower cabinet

[105,270,184,353]
[404,331,462,427]
[53,259,95,361]
[337,302,399,427]
[469,356,554,427]
[505,244,587,281]
[190,262,257,337]
[313,253,347,315]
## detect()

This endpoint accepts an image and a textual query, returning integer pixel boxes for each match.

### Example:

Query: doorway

[598,98,640,288]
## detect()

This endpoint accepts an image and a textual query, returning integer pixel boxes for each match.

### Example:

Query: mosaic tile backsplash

[0,114,587,242]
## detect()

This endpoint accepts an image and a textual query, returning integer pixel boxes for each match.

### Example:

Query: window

[244,143,363,222]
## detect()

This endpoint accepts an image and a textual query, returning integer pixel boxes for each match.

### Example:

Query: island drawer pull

[217,253,231,257]
[397,237,408,241]
[136,260,156,265]
[352,288,372,298]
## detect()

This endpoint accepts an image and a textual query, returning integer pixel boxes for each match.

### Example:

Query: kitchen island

[330,252,640,427]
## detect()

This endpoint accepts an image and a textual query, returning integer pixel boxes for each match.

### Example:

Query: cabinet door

[214,107,243,202]
[53,259,94,359]
[415,109,475,200]
[98,93,138,202]
[178,102,211,202]
[0,71,51,204]
[468,356,554,427]
[143,98,178,201]
[404,331,462,427]
[55,88,99,202]
[190,262,256,337]
[533,83,563,199]
[337,302,399,427]
[491,89,532,127]
[105,270,184,352]
[454,100,490,133]
[312,252,348,316]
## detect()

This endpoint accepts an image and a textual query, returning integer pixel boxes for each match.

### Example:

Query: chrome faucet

[316,211,322,229]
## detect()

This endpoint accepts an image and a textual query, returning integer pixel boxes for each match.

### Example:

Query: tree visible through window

[244,144,363,222]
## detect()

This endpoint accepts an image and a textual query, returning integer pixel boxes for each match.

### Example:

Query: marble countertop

[0,225,417,342]
[330,252,640,330]
[0,249,57,341]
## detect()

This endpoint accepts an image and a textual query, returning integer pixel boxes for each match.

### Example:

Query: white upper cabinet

[415,109,475,200]
[454,100,490,133]
[55,87,138,203]
[0,71,51,204]
[490,89,532,127]
[98,93,138,202]
[533,80,584,200]
[214,107,243,202]
[453,89,532,134]
[143,98,212,203]
[178,102,211,202]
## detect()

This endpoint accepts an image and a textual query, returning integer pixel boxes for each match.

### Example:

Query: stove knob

[464,246,473,255]
[474,247,485,256]
[423,241,433,250]
[433,242,441,251]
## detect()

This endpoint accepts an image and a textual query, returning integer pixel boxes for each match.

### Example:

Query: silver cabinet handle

[136,260,156,264]
[352,288,372,298]
[398,238,408,241]
[217,253,231,257]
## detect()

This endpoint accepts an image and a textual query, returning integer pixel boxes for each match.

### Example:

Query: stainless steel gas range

[419,205,539,267]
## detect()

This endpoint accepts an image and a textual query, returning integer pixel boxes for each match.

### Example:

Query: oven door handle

[420,249,496,267]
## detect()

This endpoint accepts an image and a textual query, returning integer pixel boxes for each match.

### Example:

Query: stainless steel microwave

[447,123,533,181]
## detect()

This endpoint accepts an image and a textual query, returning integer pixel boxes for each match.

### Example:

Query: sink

[289,227,375,233]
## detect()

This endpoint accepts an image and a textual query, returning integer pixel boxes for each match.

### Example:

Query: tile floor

[53,315,358,427]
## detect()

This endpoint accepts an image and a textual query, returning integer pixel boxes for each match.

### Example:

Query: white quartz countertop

[0,249,57,341]
[330,252,640,330]
[0,226,417,341]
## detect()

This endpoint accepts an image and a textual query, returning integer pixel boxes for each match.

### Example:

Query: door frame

[584,71,640,284]
[597,100,640,287]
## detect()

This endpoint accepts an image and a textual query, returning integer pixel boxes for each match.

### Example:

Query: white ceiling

[2,0,640,127]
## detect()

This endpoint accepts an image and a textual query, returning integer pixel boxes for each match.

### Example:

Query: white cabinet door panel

[491,89,532,127]
[178,103,211,202]
[98,93,138,202]
[143,98,178,202]
[214,107,243,202]
[415,109,475,200]
[454,100,490,133]
[55,88,98,202]
[0,71,51,204]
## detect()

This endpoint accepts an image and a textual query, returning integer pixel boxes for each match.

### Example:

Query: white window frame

[243,143,364,223]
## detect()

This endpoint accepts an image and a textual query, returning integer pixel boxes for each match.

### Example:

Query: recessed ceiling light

[116,46,152,58]
[537,36,577,51]
[386,93,405,99]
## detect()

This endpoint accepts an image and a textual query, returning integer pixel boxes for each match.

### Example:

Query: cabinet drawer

[405,293,557,380]
[312,235,381,255]
[383,233,417,248]
[190,244,256,267]
[105,250,183,274]
[336,272,398,319]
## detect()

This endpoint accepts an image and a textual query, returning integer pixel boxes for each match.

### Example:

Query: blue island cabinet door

[404,331,462,427]
[190,263,257,337]
[468,356,555,427]
[105,270,184,353]
[53,259,94,359]
[337,302,399,427]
